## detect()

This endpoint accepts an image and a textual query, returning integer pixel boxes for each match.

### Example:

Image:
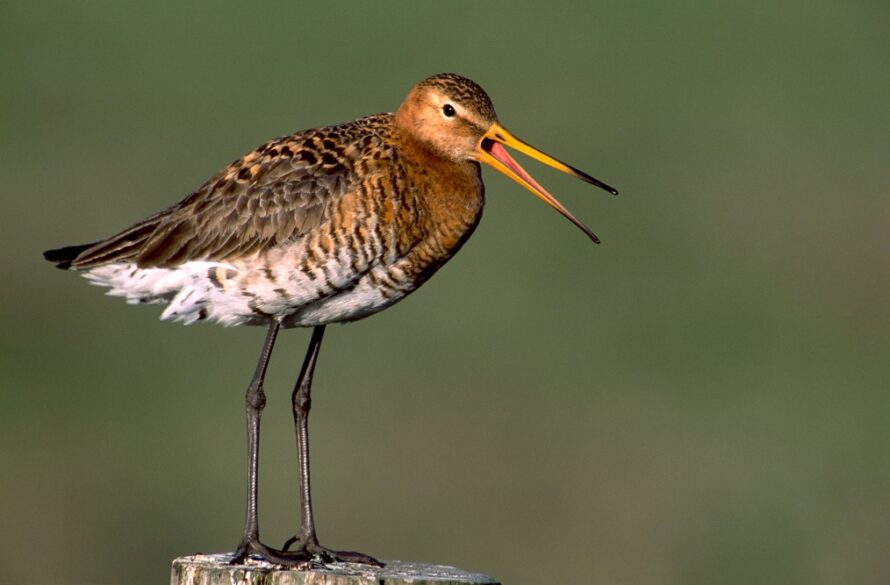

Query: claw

[280,535,383,566]
[230,538,313,568]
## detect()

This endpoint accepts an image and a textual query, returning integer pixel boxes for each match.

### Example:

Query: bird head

[396,73,617,244]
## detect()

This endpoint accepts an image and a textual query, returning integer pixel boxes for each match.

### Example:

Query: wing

[69,124,367,269]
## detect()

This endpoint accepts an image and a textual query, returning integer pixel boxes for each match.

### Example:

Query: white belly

[80,258,414,328]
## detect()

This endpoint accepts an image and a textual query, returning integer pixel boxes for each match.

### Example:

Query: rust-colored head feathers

[396,73,499,163]
[417,73,498,121]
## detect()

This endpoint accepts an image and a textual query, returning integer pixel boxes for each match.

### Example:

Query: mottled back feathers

[65,114,395,269]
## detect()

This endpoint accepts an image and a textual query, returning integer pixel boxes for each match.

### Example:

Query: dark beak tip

[575,169,618,196]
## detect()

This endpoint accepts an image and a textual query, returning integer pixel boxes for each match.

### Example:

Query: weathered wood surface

[171,553,500,585]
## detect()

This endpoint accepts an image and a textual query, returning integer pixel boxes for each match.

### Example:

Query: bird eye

[442,104,456,118]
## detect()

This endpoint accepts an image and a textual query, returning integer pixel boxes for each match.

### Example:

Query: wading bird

[44,73,617,567]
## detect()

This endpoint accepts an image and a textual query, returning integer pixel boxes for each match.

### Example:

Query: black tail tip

[43,243,92,270]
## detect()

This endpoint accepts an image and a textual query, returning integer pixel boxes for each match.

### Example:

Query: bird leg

[231,321,312,567]
[281,325,383,566]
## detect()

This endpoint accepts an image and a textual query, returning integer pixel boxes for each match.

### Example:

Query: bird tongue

[487,141,549,195]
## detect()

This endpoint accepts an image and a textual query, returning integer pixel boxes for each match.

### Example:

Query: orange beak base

[477,123,617,244]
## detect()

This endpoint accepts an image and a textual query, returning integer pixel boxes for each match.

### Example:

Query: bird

[44,73,618,567]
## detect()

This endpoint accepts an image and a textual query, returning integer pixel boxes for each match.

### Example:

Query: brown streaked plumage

[44,73,617,567]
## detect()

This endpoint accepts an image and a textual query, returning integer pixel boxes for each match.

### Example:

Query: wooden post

[171,553,500,585]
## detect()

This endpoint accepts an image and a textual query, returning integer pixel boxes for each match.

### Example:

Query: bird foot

[281,534,383,566]
[230,537,314,568]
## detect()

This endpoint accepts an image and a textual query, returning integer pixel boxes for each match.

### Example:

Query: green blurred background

[2,1,888,583]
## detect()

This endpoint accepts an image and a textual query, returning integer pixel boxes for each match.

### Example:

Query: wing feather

[69,124,368,269]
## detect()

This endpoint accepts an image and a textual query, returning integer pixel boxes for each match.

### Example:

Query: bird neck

[389,116,484,252]
[391,115,478,183]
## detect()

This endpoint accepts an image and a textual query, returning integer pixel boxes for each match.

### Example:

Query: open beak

[476,122,617,244]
